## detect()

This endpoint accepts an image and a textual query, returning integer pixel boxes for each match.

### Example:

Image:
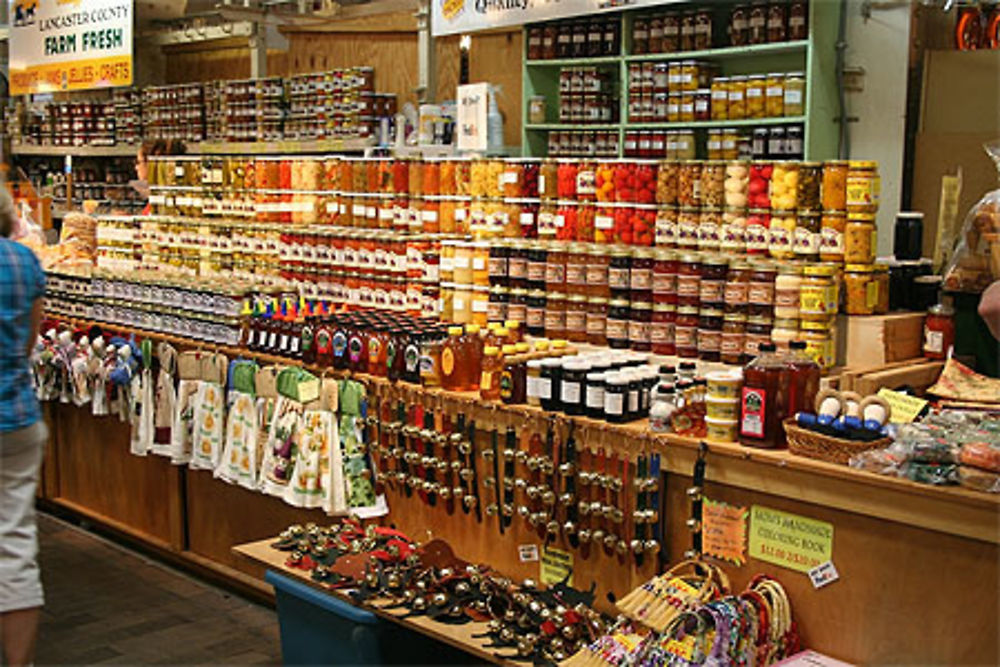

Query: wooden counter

[42,316,1000,664]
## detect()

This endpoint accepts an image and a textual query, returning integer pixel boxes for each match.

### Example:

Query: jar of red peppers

[594,203,616,244]
[923,303,955,360]
[614,161,637,203]
[651,303,677,355]
[748,161,772,208]
[557,160,578,199]
[612,204,635,244]
[635,161,658,204]
[556,200,578,241]
[632,204,657,246]
[576,202,596,242]
[516,198,540,238]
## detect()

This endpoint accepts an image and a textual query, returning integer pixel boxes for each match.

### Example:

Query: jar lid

[700,307,724,317]
[631,301,652,310]
[610,246,634,257]
[848,213,876,222]
[773,317,799,329]
[896,211,925,220]
[490,285,510,294]
[510,287,528,296]
[502,344,517,354]
[802,263,838,277]
[563,359,591,372]
[723,312,747,322]
[586,372,607,381]
[655,248,678,261]
[873,264,889,273]
[714,76,730,82]
[801,318,834,332]
[541,357,563,368]
[786,71,805,78]
[748,74,767,80]
[484,346,500,356]
[528,359,544,369]
[678,305,699,315]
[587,295,609,304]
[777,263,802,275]
[747,315,774,325]
[610,298,631,307]
[748,207,770,214]
[702,254,730,266]
[568,294,588,303]
[653,303,677,312]
[548,291,568,299]
[848,160,878,169]
[928,303,954,316]
[845,264,875,272]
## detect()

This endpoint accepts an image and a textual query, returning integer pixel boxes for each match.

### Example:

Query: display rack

[521,0,840,159]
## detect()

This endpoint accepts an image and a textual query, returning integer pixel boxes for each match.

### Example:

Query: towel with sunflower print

[189,354,228,472]
[216,359,263,490]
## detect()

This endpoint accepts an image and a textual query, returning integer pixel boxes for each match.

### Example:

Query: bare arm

[26,298,42,358]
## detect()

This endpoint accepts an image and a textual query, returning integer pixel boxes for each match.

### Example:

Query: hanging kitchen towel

[149,343,178,457]
[249,366,279,491]
[321,377,347,515]
[284,408,336,509]
[90,336,110,416]
[216,359,260,487]
[189,353,227,472]
[259,396,304,497]
[69,335,93,407]
[168,351,205,466]
[338,379,387,518]
[129,338,155,457]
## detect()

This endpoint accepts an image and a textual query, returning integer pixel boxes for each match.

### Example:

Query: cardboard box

[844,313,925,369]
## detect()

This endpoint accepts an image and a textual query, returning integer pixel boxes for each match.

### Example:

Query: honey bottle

[440,326,465,390]
[463,324,485,391]
[480,346,503,401]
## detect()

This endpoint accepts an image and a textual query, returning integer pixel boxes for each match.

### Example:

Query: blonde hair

[0,187,16,238]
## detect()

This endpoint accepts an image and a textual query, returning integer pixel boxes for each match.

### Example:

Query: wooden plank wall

[163,29,524,148]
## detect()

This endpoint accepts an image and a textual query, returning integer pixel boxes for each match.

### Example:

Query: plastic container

[706,416,739,443]
[706,370,742,399]
[706,395,740,420]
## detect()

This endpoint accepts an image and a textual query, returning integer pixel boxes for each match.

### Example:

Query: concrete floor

[34,513,281,666]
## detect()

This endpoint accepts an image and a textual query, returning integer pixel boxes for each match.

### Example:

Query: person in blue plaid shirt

[0,188,46,667]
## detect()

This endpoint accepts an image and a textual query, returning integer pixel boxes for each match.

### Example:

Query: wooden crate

[843,313,926,369]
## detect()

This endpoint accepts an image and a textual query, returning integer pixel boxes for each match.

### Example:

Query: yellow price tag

[876,388,928,423]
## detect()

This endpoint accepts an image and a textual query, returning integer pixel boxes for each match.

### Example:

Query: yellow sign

[10,0,133,95]
[540,546,573,587]
[703,499,748,566]
[748,505,833,574]
[876,388,928,424]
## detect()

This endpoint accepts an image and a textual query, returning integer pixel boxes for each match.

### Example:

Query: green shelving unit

[521,0,841,159]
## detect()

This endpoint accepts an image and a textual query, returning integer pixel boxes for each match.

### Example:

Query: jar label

[586,264,608,284]
[720,332,743,356]
[441,348,456,378]
[650,321,674,345]
[820,227,844,254]
[800,284,836,315]
[561,381,581,405]
[794,227,819,255]
[487,302,505,321]
[925,329,944,354]
[629,320,650,343]
[488,256,507,276]
[677,275,700,298]
[544,310,565,330]
[566,309,587,331]
[653,272,676,295]
[577,170,596,195]
[697,328,721,352]
[677,219,699,245]
[586,313,606,336]
[604,392,624,416]
[721,223,746,252]
[537,377,552,400]
[698,221,720,245]
[608,267,630,289]
[606,319,628,340]
[508,257,527,279]
[538,212,556,233]
[631,268,653,290]
[784,89,803,106]
[508,303,526,322]
[740,386,766,438]
[546,263,566,284]
[520,213,535,227]
[775,287,799,308]
[566,263,587,284]
[527,306,545,328]
[768,225,793,254]
[596,214,614,230]
[586,385,605,409]
[527,262,546,282]
[526,375,539,400]
[700,279,724,303]
[656,215,677,245]
[675,324,696,348]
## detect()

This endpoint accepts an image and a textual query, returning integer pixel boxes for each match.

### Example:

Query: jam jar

[608,246,632,298]
[729,4,750,46]
[526,241,547,289]
[720,312,747,365]
[767,1,787,42]
[653,249,679,304]
[697,307,724,362]
[748,259,776,317]
[655,206,678,247]
[586,296,608,345]
[744,315,773,359]
[630,247,655,300]
[678,160,702,207]
[651,303,677,355]
[789,0,808,40]
[566,294,589,343]
[699,255,728,306]
[675,305,700,358]
[607,298,631,349]
[746,208,770,255]
[677,206,700,249]
[677,252,702,306]
[545,291,568,338]
[526,289,547,336]
[629,301,653,352]
[586,244,611,297]
[724,259,751,313]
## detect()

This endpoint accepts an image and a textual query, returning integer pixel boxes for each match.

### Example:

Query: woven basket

[784,418,892,465]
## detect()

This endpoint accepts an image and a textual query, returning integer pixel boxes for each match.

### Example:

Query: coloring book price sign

[748,505,834,574]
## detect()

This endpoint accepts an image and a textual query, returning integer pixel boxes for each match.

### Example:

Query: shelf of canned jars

[521,0,839,159]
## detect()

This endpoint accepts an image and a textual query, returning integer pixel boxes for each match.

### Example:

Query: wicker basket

[784,418,892,465]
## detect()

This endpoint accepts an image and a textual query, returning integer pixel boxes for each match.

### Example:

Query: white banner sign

[9,0,134,95]
[433,0,673,37]
[457,83,490,151]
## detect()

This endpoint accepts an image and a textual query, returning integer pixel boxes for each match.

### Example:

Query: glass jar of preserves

[768,209,796,259]
[923,303,954,360]
[694,9,713,49]
[700,254,728,306]
[653,248,679,303]
[748,161,772,208]
[488,285,510,323]
[844,264,877,315]
[698,307,724,362]
[545,291,567,338]
[822,161,848,211]
[632,204,657,246]
[711,77,729,120]
[526,241,547,289]
[630,247,655,298]
[724,160,749,208]
[729,4,749,46]
[585,245,611,297]
[586,296,608,345]
[801,318,835,370]
[614,204,636,245]
[545,244,567,292]
[789,0,808,40]
[767,1,787,42]
[656,161,679,205]
[594,203,615,244]
[724,259,751,312]
[537,201,558,240]
[508,287,528,324]
[695,88,712,121]
[489,239,510,287]
[793,212,820,260]
[797,162,822,212]
[845,213,877,264]
[818,211,846,262]
[564,243,589,295]
[762,72,785,118]
[526,289,546,336]
[744,315,773,359]
[698,208,723,252]
[770,161,799,210]
[774,264,802,320]
[783,72,805,116]
[539,159,558,200]
[656,206,679,248]
[667,92,681,123]
[677,252,701,306]
[678,160,701,207]
[557,160,579,199]
[608,246,632,297]
[727,75,747,120]
[748,259,776,317]
[874,263,889,314]
[771,317,799,351]
[701,160,726,207]
[651,303,676,355]
[746,75,766,118]
[629,301,653,352]
[799,263,838,322]
[607,298,631,349]
[721,207,747,254]
[749,1,767,44]
[675,130,697,159]
[633,16,649,55]
[676,306,700,358]
[846,161,880,214]
[566,294,589,342]
[721,312,747,365]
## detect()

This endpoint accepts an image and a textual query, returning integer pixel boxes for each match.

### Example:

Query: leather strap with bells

[540,423,559,543]
[686,443,708,559]
[558,427,578,549]
[482,427,503,533]
[395,400,412,497]
[372,395,391,493]
[438,410,457,515]
[576,447,595,559]
[648,452,663,565]
[421,406,437,507]
[411,403,428,504]
[520,431,544,531]
[464,417,481,521]
[501,427,517,531]
[614,455,630,562]
[632,454,649,566]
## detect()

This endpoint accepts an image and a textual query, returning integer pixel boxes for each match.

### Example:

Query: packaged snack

[960,441,1000,472]
[942,141,1000,293]
[959,466,1000,493]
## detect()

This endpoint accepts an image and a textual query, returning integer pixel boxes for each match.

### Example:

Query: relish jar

[800,263,838,322]
[656,206,679,247]
[698,207,723,252]
[774,264,802,320]
[651,303,677,355]
[746,208,770,255]
[765,72,785,117]
[846,161,880,214]
[677,206,700,249]
[675,305,700,358]
[629,301,653,351]
[794,212,820,260]
[801,318,835,370]
[586,296,609,345]
[721,312,747,364]
[845,213,877,264]
[768,209,796,259]
[698,307,724,362]
[677,252,701,306]
[798,162,822,212]
[822,161,848,212]
[607,298,631,349]
[874,263,890,315]
[844,264,877,315]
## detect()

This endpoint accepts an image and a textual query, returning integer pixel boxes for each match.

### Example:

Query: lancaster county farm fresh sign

[9,0,133,95]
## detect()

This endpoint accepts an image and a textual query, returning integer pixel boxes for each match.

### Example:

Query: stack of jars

[439,239,491,326]
[626,59,717,124]
[546,131,621,158]
[708,71,805,121]
[559,67,617,125]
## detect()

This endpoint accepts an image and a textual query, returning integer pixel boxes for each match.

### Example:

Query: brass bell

[561,624,578,640]
[528,600,543,615]
[526,485,540,500]
[485,504,498,516]
[577,528,592,543]
[591,529,605,543]
[439,567,454,578]
[458,441,471,455]
[502,477,514,490]
[432,592,448,607]
[500,626,515,642]
[630,538,644,554]
[455,581,471,596]
[504,609,518,623]
[403,589,416,602]
[559,461,575,475]
[501,503,514,516]
[686,485,703,500]
[514,478,527,490]
[482,449,495,460]
[518,505,531,518]
[364,571,380,588]
[558,492,574,506]
[436,460,449,473]
[603,534,618,549]
[314,565,329,579]
[483,476,496,488]
[463,495,478,509]
[610,508,624,524]
[515,450,528,463]
[450,459,463,471]
[589,501,603,515]
[562,521,576,536]
[526,456,540,471]
[289,550,303,564]
[386,572,402,588]
[452,486,464,499]
[487,619,502,633]
[460,468,475,481]
[538,607,552,620]
[686,518,702,533]
[517,640,533,657]
[683,548,700,559]
[411,596,428,611]
[541,490,556,506]
[422,480,437,493]
[502,448,516,462]
[449,432,463,446]
[616,539,629,556]
[546,520,560,535]
[550,637,565,651]
[578,500,591,516]
[644,540,661,554]
[438,486,452,500]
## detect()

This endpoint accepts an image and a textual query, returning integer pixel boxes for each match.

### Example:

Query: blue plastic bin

[266,570,478,665]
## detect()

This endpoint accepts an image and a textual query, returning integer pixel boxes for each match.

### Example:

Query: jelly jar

[748,161,772,208]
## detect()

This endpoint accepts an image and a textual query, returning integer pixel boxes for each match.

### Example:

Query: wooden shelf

[188,138,375,155]
[623,40,809,62]
[54,314,1000,546]
[11,144,138,157]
